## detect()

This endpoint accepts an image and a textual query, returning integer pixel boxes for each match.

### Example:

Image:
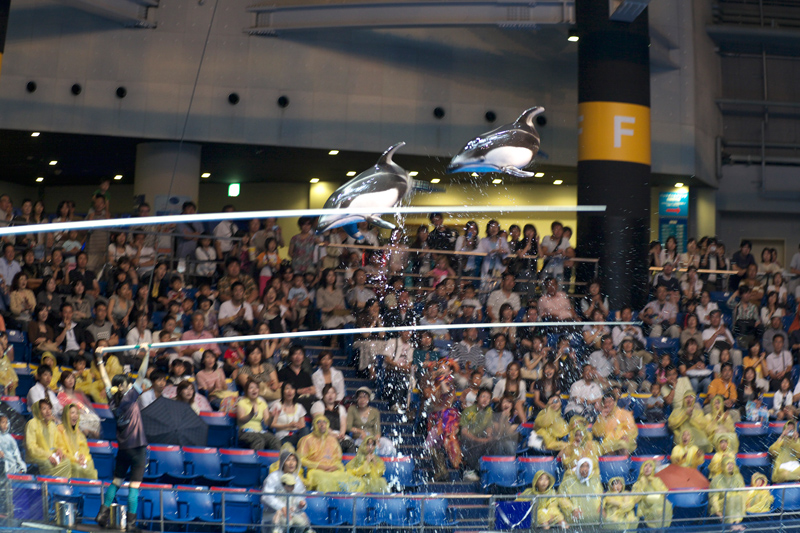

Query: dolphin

[316,142,411,241]
[447,106,544,178]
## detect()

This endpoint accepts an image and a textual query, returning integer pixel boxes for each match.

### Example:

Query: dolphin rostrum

[316,142,411,241]
[447,106,544,178]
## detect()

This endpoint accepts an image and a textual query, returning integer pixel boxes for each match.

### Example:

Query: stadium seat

[599,456,630,485]
[422,497,458,526]
[220,448,260,488]
[87,440,116,480]
[636,423,672,455]
[305,495,343,526]
[495,500,532,530]
[380,497,420,526]
[37,476,76,517]
[7,330,31,363]
[668,489,709,525]
[210,487,257,533]
[175,485,222,524]
[480,456,522,490]
[199,411,235,448]
[383,456,419,490]
[182,447,235,486]
[9,474,43,521]
[517,456,559,487]
[255,450,280,483]
[774,484,800,512]
[354,497,379,526]
[2,396,28,416]
[92,403,119,441]
[736,422,770,453]
[144,445,195,484]
[71,479,104,523]
[647,337,680,353]
[139,483,192,526]
[737,452,770,483]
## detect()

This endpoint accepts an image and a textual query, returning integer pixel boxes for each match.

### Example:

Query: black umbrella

[0,402,27,435]
[141,397,208,446]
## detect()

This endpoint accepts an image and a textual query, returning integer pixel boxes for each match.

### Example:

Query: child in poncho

[518,470,566,529]
[602,476,638,530]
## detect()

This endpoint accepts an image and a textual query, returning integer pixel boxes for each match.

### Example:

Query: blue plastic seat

[7,330,31,362]
[210,488,256,533]
[422,497,458,526]
[517,456,560,487]
[774,484,800,512]
[87,440,116,480]
[92,403,119,441]
[380,497,420,526]
[480,456,522,490]
[305,495,343,526]
[737,453,771,483]
[144,445,195,484]
[220,448,260,488]
[599,456,630,485]
[736,422,770,453]
[175,486,222,524]
[646,337,680,353]
[383,456,419,490]
[635,423,672,455]
[199,411,236,448]
[139,484,191,525]
[183,447,235,486]
[2,396,28,416]
[71,479,104,522]
[495,500,532,530]
[37,476,76,517]
[9,474,43,521]
[668,489,709,525]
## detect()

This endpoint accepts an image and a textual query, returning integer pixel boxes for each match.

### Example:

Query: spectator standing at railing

[476,220,509,285]
[679,238,701,269]
[652,261,681,293]
[84,194,110,272]
[128,203,156,249]
[729,240,756,291]
[660,236,679,266]
[428,212,458,252]
[0,243,20,301]
[540,221,570,283]
[211,205,237,260]
[700,238,729,292]
[288,217,318,275]
[0,195,13,235]
[175,202,204,263]
[66,251,101,299]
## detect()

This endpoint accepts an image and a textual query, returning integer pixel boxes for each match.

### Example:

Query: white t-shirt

[540,235,570,275]
[218,300,254,322]
[702,326,734,348]
[696,302,719,326]
[270,402,307,440]
[213,221,238,254]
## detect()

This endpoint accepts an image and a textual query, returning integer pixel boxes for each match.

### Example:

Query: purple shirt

[110,386,147,449]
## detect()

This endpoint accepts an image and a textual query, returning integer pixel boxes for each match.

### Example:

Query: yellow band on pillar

[578,101,651,165]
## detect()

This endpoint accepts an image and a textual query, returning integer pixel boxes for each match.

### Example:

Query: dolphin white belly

[347,189,400,208]
[483,146,534,169]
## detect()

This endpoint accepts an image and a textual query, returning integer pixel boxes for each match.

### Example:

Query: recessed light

[228,183,240,197]
[568,27,580,42]
[492,178,502,184]
[328,150,339,156]
[409,171,419,177]
[49,160,57,166]
[430,178,441,184]
[31,132,40,137]
[471,172,479,178]
[310,178,320,183]
[35,177,44,182]
[534,172,545,178]
[553,180,563,185]
[568,35,580,42]
[346,171,357,177]
[201,172,211,178]
[113,175,123,180]
[674,182,684,188]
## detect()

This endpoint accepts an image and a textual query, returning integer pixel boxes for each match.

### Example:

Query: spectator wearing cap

[486,272,521,323]
[217,256,258,304]
[346,386,396,456]
[449,297,482,343]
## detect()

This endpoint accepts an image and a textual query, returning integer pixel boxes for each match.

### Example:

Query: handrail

[326,241,599,262]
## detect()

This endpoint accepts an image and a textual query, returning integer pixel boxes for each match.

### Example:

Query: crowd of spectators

[0,186,799,521]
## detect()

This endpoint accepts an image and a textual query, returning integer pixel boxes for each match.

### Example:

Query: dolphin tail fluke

[500,166,537,178]
[378,142,407,166]
[517,106,546,128]
[367,216,396,230]
[343,223,364,241]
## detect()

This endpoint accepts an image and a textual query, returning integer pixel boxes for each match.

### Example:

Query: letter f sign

[613,116,636,148]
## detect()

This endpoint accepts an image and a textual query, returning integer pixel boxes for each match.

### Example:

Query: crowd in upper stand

[0,182,799,516]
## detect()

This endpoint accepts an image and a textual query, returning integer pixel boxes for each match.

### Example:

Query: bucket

[110,503,127,530]
[55,501,76,527]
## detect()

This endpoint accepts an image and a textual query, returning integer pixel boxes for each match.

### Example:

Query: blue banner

[659,191,689,218]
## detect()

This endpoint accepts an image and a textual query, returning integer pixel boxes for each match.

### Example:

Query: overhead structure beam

[246,0,575,35]
[55,0,157,28]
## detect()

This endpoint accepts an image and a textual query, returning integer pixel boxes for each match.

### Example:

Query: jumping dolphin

[316,142,411,241]
[447,106,544,178]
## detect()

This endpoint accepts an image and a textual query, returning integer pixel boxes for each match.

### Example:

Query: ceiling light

[409,171,419,177]
[674,182,684,188]
[113,175,122,180]
[346,171,357,177]
[471,172,479,178]
[553,179,563,185]
[228,183,240,197]
[430,178,441,184]
[534,172,545,178]
[309,178,320,183]
[201,172,211,178]
[49,160,57,166]
[492,178,502,184]
[568,27,579,42]
[328,150,339,155]
[35,177,44,183]
[31,132,40,137]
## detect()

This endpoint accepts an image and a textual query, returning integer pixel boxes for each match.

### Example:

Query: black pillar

[576,0,651,310]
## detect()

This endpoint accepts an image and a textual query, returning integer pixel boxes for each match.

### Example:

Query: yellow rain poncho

[298,414,361,492]
[670,430,705,469]
[709,457,745,524]
[533,399,569,452]
[746,473,773,515]
[632,459,672,528]
[602,477,638,530]
[769,426,800,483]
[558,458,603,526]
[707,395,736,437]
[592,405,638,455]
[708,432,738,480]
[74,367,103,404]
[667,392,712,453]
[55,403,97,479]
[40,353,61,392]
[24,400,71,477]
[560,425,601,483]
[518,471,566,528]
[0,346,18,395]
[345,436,388,493]
[83,355,123,404]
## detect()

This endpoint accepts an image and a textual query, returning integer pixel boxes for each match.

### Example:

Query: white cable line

[98,320,638,354]
[0,205,606,237]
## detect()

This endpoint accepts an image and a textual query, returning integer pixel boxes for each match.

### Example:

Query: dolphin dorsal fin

[516,107,545,128]
[377,142,407,166]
